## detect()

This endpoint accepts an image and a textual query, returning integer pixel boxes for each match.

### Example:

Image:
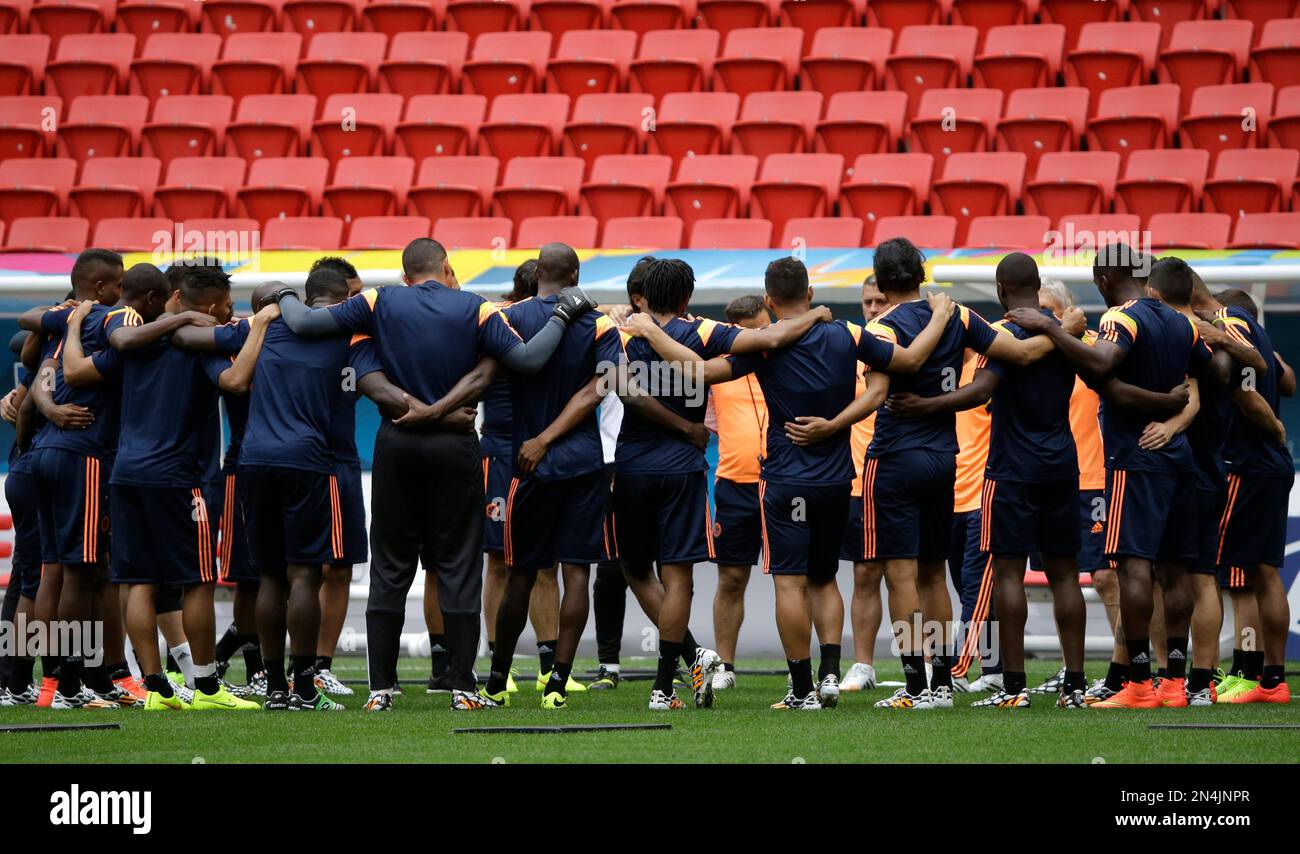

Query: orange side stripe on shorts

[503,477,519,567]
[482,457,489,492]
[1105,471,1126,556]
[329,475,344,561]
[979,479,996,553]
[1217,473,1241,565]
[757,480,770,573]
[861,458,878,560]
[704,500,715,561]
[220,474,235,579]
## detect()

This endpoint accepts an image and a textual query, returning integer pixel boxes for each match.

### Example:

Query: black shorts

[110,484,216,586]
[610,471,713,566]
[839,495,864,562]
[504,468,610,572]
[330,461,368,565]
[712,477,761,566]
[759,480,851,579]
[981,478,1080,558]
[861,449,955,562]
[240,465,336,576]
[1029,488,1107,573]
[481,453,510,554]
[1217,471,1293,575]
[1104,468,1197,562]
[1189,487,1227,576]
[30,447,109,567]
[204,472,255,583]
[5,468,43,598]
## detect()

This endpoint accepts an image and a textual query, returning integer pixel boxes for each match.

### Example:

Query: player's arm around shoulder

[726,305,833,354]
[885,291,954,373]
[60,300,104,387]
[216,304,280,394]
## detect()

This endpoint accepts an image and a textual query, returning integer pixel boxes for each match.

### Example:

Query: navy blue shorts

[610,471,713,566]
[1188,487,1227,576]
[5,468,43,598]
[712,477,761,566]
[481,453,510,554]
[30,447,109,567]
[203,472,255,583]
[240,465,336,576]
[330,462,368,566]
[1029,488,1107,573]
[759,480,851,578]
[1217,471,1293,575]
[505,468,610,572]
[1104,468,1197,562]
[110,484,217,586]
[839,495,864,562]
[981,478,1080,557]
[861,449,955,562]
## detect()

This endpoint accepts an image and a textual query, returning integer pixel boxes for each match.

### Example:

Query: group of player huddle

[0,233,1291,715]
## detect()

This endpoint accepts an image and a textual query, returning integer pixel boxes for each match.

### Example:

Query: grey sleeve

[498,315,567,373]
[278,294,342,336]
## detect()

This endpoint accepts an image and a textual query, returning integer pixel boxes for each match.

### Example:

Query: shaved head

[996,252,1041,293]
[537,242,580,288]
[252,281,289,313]
[402,238,448,282]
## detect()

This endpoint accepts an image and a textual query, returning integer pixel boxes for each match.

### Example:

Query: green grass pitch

[2,659,1298,764]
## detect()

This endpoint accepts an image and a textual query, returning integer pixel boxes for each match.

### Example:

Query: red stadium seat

[345,215,431,249]
[235,156,330,222]
[910,88,1002,181]
[130,33,221,104]
[779,0,862,54]
[93,217,172,253]
[142,94,233,169]
[1087,84,1180,163]
[200,0,283,36]
[57,95,149,163]
[46,33,135,100]
[1203,147,1298,215]
[380,31,470,98]
[0,0,31,34]
[1147,212,1232,249]
[952,0,1028,37]
[868,0,948,30]
[732,90,822,160]
[974,24,1066,95]
[779,216,863,248]
[0,94,62,158]
[515,214,598,247]
[1057,212,1142,249]
[281,0,362,51]
[652,91,739,161]
[407,154,498,218]
[689,216,772,249]
[815,91,909,168]
[0,156,76,221]
[610,0,695,35]
[0,34,50,96]
[362,0,436,37]
[630,28,719,101]
[696,0,773,40]
[996,86,1089,177]
[493,155,584,224]
[871,214,956,247]
[1227,211,1300,249]
[69,155,161,229]
[665,153,758,233]
[1024,150,1121,224]
[154,155,247,219]
[462,31,552,100]
[750,152,842,243]
[885,25,978,118]
[564,92,654,172]
[530,0,609,49]
[1066,22,1162,106]
[1115,147,1210,222]
[478,92,570,164]
[840,152,934,224]
[600,214,684,248]
[1041,0,1120,51]
[445,0,525,44]
[213,33,302,103]
[2,215,88,252]
[713,26,802,97]
[324,155,415,223]
[432,215,513,248]
[262,215,344,249]
[119,0,196,44]
[799,26,891,98]
[226,93,317,160]
[930,151,1027,244]
[963,214,1050,250]
[1268,85,1300,150]
[547,28,637,97]
[1180,83,1274,158]
[312,92,402,162]
[1250,19,1300,90]
[1129,0,1208,48]
[296,32,388,108]
[396,94,487,160]
[580,152,672,220]
[29,0,115,49]
[1225,0,1299,44]
[1159,20,1254,111]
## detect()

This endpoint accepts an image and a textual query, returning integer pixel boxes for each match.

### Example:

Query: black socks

[656,640,682,693]
[1126,638,1152,683]
[1104,660,1129,692]
[818,644,841,682]
[292,656,316,701]
[1166,637,1188,680]
[788,658,814,699]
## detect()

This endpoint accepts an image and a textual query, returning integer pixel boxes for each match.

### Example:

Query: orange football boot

[1157,677,1187,707]
[113,675,147,704]
[35,676,57,708]
[1229,682,1290,704]
[1091,679,1161,709]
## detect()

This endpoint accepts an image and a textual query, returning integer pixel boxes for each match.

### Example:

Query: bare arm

[1232,387,1287,447]
[19,331,40,373]
[1197,318,1268,378]
[785,370,891,447]
[1004,307,1123,382]
[393,357,498,428]
[885,367,998,419]
[1099,378,1191,415]
[727,305,833,354]
[884,293,956,373]
[60,301,101,387]
[1277,354,1295,398]
[31,358,94,431]
[14,385,36,449]
[516,377,603,475]
[1137,378,1199,451]
[216,305,279,394]
[110,311,216,352]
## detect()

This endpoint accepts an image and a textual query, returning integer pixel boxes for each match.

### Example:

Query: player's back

[37,303,121,460]
[479,299,518,458]
[1219,308,1291,476]
[241,318,350,474]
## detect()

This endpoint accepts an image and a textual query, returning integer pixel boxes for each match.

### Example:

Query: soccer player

[706,294,770,690]
[276,238,594,711]
[890,253,1089,708]
[1006,248,1219,709]
[840,275,889,692]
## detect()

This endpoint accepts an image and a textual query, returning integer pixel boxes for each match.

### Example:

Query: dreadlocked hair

[641,258,695,315]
